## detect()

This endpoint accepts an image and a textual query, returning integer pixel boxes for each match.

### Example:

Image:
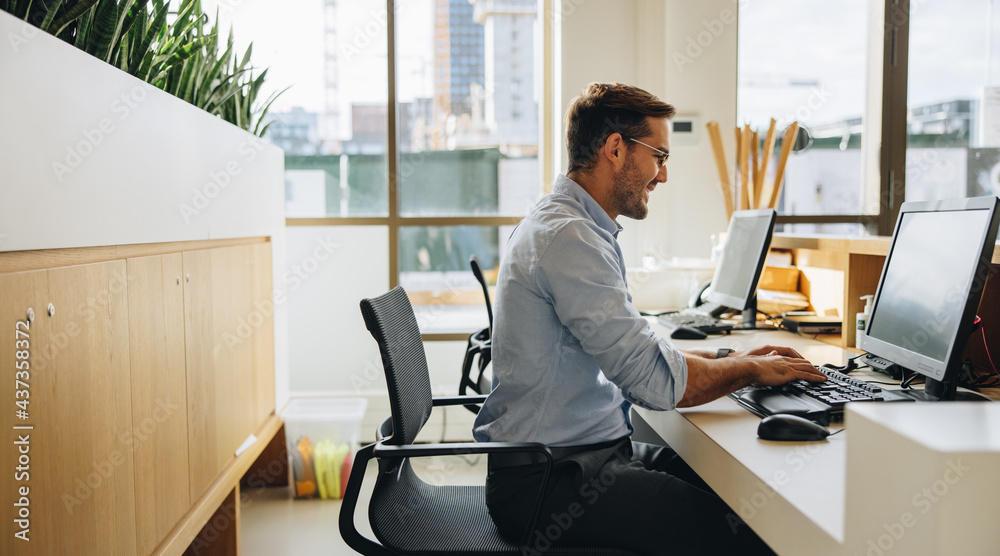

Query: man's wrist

[715,347,736,359]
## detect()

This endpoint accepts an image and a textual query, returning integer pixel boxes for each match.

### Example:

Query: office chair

[342,287,638,555]
[458,254,493,413]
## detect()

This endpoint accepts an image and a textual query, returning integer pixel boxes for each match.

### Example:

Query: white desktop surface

[636,321,1000,556]
[635,324,851,555]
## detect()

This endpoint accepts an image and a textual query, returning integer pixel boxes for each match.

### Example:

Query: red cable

[984,325,999,376]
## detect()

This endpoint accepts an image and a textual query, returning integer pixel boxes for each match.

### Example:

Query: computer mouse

[670,326,708,340]
[757,414,831,441]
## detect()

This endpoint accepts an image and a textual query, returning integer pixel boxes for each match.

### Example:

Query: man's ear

[602,133,627,169]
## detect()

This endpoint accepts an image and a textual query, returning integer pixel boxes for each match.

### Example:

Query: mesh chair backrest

[360,286,433,446]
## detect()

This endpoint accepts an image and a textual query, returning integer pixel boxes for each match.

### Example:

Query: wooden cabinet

[1,239,277,556]
[1,262,138,555]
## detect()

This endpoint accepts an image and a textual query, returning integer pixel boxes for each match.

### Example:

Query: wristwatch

[716,347,736,359]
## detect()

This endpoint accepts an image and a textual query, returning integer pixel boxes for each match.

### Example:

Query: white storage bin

[282,397,368,500]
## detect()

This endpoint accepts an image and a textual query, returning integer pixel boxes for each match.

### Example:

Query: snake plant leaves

[39,0,63,32]
[51,0,99,37]
[73,5,93,48]
[86,0,121,61]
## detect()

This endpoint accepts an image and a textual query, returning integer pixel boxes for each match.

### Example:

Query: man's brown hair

[565,82,676,174]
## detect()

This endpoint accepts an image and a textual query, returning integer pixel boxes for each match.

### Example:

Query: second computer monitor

[860,196,1000,400]
[706,208,777,313]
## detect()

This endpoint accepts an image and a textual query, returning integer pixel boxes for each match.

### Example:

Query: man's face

[611,118,670,220]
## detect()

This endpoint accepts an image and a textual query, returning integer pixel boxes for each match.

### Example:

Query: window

[906,0,1000,202]
[252,0,540,337]
[395,0,538,333]
[738,0,985,235]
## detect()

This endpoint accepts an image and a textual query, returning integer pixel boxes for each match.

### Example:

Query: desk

[633,324,1000,556]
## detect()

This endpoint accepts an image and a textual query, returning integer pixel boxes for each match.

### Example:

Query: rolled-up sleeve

[535,222,688,410]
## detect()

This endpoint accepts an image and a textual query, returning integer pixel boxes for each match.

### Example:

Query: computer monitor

[701,209,776,320]
[860,196,1000,401]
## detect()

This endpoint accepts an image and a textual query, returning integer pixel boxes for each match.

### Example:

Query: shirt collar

[553,174,623,238]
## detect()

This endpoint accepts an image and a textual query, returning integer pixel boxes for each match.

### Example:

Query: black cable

[900,372,922,389]
[821,353,866,374]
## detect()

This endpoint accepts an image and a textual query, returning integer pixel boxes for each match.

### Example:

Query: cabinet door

[1,262,137,555]
[127,254,190,555]
[184,245,256,501]
[249,242,275,427]
[0,270,49,556]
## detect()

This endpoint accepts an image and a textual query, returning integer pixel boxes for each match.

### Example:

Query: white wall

[559,0,739,266]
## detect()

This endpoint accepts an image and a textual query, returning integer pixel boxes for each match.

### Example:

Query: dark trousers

[485,438,775,556]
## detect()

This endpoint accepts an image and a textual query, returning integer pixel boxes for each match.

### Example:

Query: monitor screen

[861,197,1000,387]
[706,209,776,311]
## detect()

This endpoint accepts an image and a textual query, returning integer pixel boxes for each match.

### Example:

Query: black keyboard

[657,310,733,334]
[729,367,914,425]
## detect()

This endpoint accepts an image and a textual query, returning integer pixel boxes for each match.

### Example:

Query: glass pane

[395,0,540,216]
[737,0,871,216]
[400,225,515,333]
[216,0,390,216]
[906,0,1000,201]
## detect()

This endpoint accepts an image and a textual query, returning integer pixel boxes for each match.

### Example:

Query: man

[472,82,826,555]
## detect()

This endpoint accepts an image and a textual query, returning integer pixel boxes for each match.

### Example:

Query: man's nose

[656,164,668,183]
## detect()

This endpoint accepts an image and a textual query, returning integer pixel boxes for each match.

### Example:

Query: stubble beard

[611,153,649,220]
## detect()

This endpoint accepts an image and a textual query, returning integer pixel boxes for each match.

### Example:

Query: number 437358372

[15,319,30,415]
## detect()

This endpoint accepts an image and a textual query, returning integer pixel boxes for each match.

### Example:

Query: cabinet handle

[177,276,181,285]
[186,273,191,283]
[47,303,55,317]
[26,308,34,323]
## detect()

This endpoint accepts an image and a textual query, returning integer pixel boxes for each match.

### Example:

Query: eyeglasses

[626,137,669,167]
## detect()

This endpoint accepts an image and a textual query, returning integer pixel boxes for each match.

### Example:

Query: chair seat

[369,460,638,556]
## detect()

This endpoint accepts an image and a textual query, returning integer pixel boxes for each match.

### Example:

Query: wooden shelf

[773,233,1000,263]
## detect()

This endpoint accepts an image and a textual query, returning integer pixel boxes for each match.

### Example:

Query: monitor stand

[740,295,758,330]
[895,371,991,402]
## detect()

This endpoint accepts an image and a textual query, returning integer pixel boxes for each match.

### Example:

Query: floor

[240,453,489,555]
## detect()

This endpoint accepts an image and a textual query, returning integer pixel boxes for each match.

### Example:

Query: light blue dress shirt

[473,175,688,447]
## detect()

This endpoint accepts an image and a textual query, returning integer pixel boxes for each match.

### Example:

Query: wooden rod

[706,121,734,221]
[769,122,800,209]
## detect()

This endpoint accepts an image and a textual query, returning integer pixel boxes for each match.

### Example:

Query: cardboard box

[759,265,800,292]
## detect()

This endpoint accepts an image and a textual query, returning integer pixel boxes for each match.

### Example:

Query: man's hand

[743,348,827,387]
[734,345,804,359]
[677,344,825,407]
